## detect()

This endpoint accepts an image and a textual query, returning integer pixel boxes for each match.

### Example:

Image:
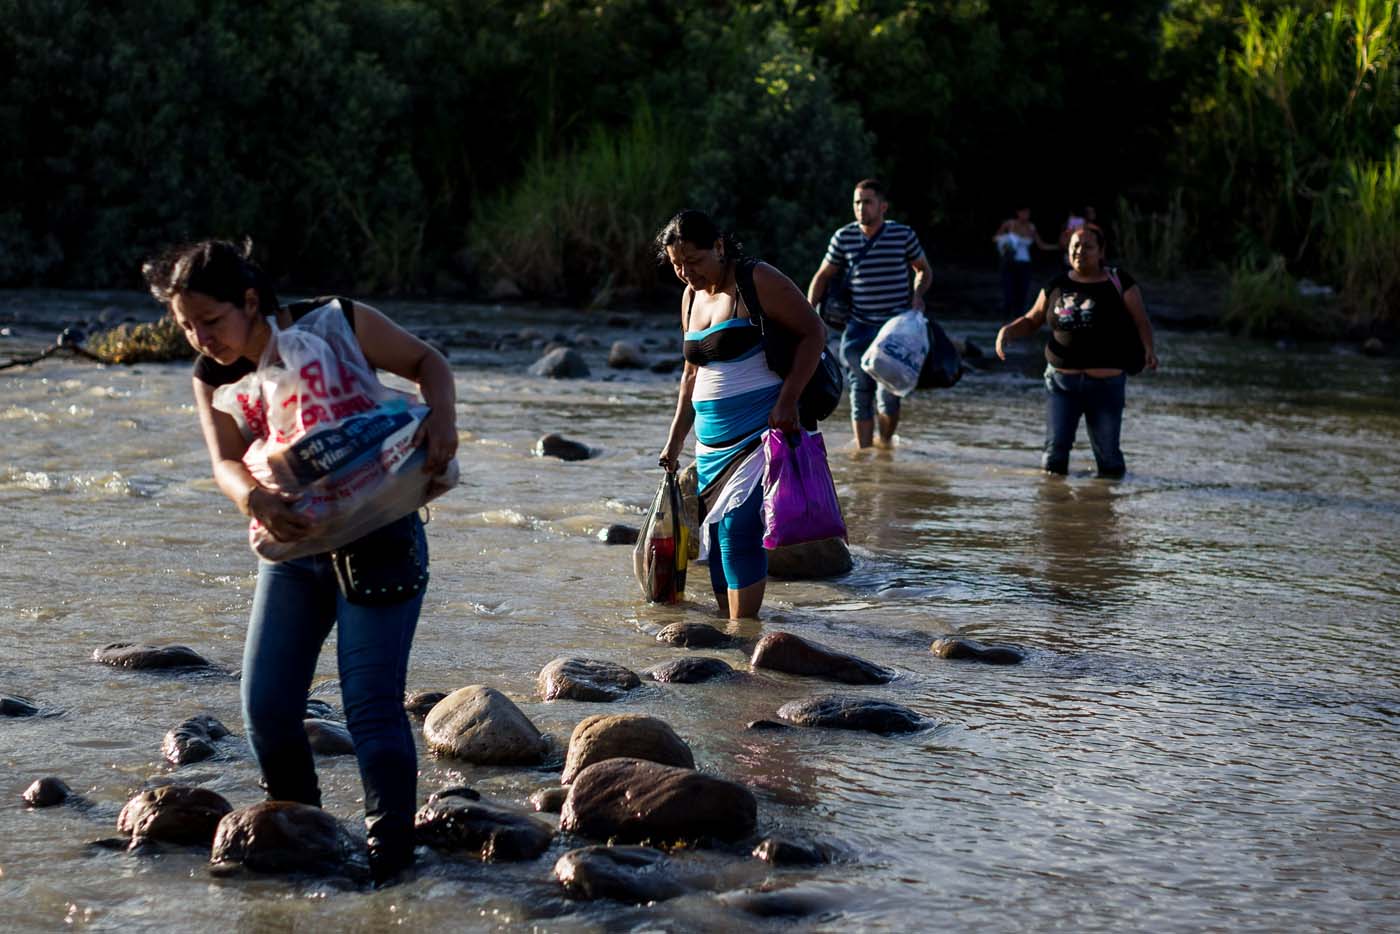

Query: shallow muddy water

[1,291,1397,932]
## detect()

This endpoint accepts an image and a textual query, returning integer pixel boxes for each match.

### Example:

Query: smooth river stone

[776,694,927,735]
[645,657,735,684]
[1,693,39,717]
[555,845,690,903]
[303,718,355,756]
[930,636,1026,665]
[655,622,733,648]
[414,797,554,861]
[534,433,592,461]
[538,658,641,703]
[561,714,694,785]
[749,632,895,685]
[162,714,231,766]
[752,835,841,865]
[404,690,448,719]
[766,537,854,580]
[209,802,355,875]
[606,340,648,369]
[597,524,639,545]
[23,776,71,807]
[423,685,547,764]
[530,786,569,813]
[561,758,757,844]
[118,785,233,847]
[529,347,590,379]
[93,643,211,670]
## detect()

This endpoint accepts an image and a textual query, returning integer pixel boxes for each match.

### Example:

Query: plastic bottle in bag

[634,471,685,603]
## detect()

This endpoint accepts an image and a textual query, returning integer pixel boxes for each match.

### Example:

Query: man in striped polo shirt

[807,179,933,448]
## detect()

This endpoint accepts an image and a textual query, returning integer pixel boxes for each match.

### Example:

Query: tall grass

[1115,189,1188,279]
[470,106,688,304]
[1326,150,1400,326]
[1223,254,1343,338]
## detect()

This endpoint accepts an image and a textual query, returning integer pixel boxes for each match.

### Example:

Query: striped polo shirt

[823,221,925,325]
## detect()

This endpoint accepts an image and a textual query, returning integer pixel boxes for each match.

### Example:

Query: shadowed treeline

[1,0,1395,332]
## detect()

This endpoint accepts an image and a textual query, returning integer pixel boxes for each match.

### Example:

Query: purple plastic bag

[762,429,847,549]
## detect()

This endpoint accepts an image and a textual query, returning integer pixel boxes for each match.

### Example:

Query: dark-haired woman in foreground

[655,210,825,619]
[143,240,457,883]
[995,224,1157,477]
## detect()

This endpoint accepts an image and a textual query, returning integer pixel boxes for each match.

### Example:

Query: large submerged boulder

[561,758,756,844]
[750,632,895,684]
[776,694,927,734]
[209,802,356,875]
[538,658,641,702]
[529,347,590,379]
[766,538,854,580]
[561,714,694,784]
[414,796,554,862]
[423,685,547,764]
[644,657,735,684]
[94,643,211,670]
[555,845,691,903]
[162,715,231,766]
[117,785,233,848]
[655,622,733,648]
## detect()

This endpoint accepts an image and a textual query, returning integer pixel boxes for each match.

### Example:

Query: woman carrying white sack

[142,239,457,885]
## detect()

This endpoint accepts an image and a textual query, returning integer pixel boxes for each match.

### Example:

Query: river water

[1,291,1397,932]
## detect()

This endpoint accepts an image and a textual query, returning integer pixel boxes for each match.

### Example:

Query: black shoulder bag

[1105,268,1147,375]
[734,258,843,428]
[817,224,887,331]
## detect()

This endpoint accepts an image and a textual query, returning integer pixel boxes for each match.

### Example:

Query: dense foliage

[1,0,1396,329]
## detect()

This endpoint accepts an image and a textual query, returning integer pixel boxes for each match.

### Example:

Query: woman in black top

[994,225,1157,476]
[143,239,457,883]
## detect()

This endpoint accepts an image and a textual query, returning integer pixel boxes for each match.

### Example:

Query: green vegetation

[86,318,195,365]
[0,0,1396,335]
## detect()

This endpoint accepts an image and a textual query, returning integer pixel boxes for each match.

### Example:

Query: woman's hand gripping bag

[211,302,459,561]
[761,430,846,549]
[859,309,930,397]
[632,470,688,603]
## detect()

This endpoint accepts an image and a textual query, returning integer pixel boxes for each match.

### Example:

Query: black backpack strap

[336,296,356,331]
[734,258,765,324]
[684,287,697,330]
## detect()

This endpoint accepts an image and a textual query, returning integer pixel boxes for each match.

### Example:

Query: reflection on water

[1,295,1398,932]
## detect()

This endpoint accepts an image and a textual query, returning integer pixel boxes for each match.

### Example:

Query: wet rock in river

[118,785,233,848]
[555,845,690,903]
[607,340,648,369]
[210,801,356,875]
[649,357,682,374]
[776,694,927,734]
[94,642,212,670]
[655,621,733,648]
[530,786,569,813]
[423,685,548,764]
[752,835,841,866]
[766,538,853,580]
[750,632,895,685]
[1,693,39,717]
[404,690,448,719]
[534,433,592,461]
[597,524,639,545]
[645,657,735,684]
[23,776,71,807]
[304,698,340,721]
[538,657,641,703]
[561,758,757,844]
[745,719,791,732]
[529,347,590,379]
[304,718,355,756]
[427,785,481,805]
[162,715,231,766]
[414,796,554,862]
[722,887,844,919]
[930,636,1026,665]
[561,714,694,785]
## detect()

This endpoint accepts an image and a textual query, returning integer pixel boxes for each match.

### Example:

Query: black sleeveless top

[1043,269,1137,370]
[192,297,354,388]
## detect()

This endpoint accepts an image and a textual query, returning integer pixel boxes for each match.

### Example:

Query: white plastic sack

[859,309,930,397]
[212,302,458,561]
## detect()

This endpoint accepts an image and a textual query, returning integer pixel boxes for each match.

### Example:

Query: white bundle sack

[859,309,930,397]
[211,302,458,561]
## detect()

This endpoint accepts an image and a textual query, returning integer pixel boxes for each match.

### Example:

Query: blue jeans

[839,320,901,422]
[241,516,426,847]
[1043,370,1127,476]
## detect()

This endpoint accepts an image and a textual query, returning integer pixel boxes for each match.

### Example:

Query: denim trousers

[839,319,901,422]
[1043,369,1127,476]
[241,517,426,840]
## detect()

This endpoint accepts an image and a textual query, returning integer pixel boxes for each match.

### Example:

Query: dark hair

[855,178,886,198]
[141,239,279,316]
[1075,223,1107,249]
[654,210,743,262]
